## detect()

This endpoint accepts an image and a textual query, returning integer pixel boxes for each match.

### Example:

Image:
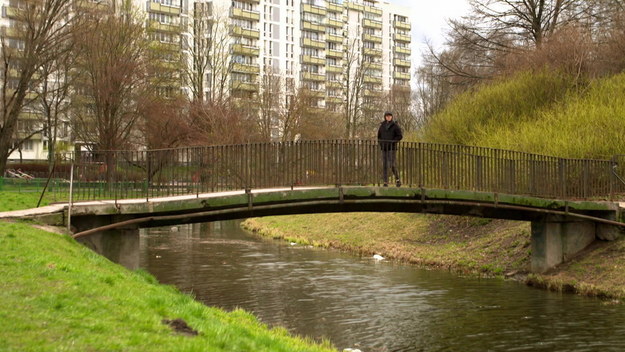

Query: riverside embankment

[242,212,625,300]
[0,220,336,352]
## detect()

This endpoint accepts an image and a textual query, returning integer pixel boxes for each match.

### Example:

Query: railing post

[559,158,567,198]
[475,155,483,191]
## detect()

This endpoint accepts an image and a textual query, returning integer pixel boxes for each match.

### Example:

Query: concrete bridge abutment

[531,215,620,273]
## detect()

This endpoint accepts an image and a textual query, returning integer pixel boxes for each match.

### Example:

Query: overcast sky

[389,0,472,67]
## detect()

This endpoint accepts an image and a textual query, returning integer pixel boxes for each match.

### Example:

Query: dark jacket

[377,120,403,151]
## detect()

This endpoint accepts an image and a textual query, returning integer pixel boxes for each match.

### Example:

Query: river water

[139,221,625,352]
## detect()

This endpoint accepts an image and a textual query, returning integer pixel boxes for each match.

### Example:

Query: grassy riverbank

[0,221,336,352]
[242,213,625,300]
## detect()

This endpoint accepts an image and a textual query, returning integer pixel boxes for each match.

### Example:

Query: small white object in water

[290,242,297,246]
[156,255,161,259]
[373,254,384,260]
[343,349,363,352]
[171,226,178,232]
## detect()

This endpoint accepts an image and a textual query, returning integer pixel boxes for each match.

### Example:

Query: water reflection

[140,222,625,352]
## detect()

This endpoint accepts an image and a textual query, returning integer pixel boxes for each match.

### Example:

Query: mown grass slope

[0,222,335,352]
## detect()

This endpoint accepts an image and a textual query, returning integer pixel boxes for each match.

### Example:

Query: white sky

[388,0,472,67]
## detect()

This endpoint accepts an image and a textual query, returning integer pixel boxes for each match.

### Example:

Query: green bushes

[422,70,625,159]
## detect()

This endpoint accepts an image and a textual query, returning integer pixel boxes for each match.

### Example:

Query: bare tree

[36,45,75,172]
[257,65,282,141]
[342,38,367,139]
[0,0,78,172]
[184,2,232,105]
[70,5,149,180]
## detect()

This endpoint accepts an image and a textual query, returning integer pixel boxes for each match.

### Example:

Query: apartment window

[303,31,320,40]
[303,13,323,24]
[233,1,253,11]
[302,48,319,57]
[302,64,320,73]
[152,0,179,7]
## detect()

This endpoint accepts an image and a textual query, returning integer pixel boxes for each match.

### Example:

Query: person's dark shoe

[396,179,401,187]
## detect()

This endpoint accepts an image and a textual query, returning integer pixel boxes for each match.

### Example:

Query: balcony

[2,5,20,18]
[149,2,181,15]
[231,80,258,92]
[394,46,411,55]
[364,89,381,97]
[326,96,342,104]
[308,89,326,98]
[394,33,411,42]
[346,2,364,11]
[363,18,382,30]
[326,81,341,89]
[393,58,411,67]
[326,49,343,58]
[1,26,19,38]
[150,40,180,52]
[364,76,382,84]
[327,34,343,43]
[394,71,410,80]
[364,6,382,16]
[327,2,343,12]
[326,65,342,73]
[394,20,411,31]
[362,33,382,44]
[232,43,260,56]
[301,55,325,65]
[326,18,344,28]
[149,21,180,33]
[302,37,326,49]
[75,0,110,11]
[367,62,382,71]
[231,25,260,39]
[302,20,326,32]
[363,47,382,57]
[231,7,260,21]
[301,72,325,81]
[302,3,327,16]
[233,63,260,74]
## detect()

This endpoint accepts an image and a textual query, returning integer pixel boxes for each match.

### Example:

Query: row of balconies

[297,1,382,16]
[148,20,180,33]
[394,20,411,31]
[303,3,327,16]
[394,33,411,42]
[149,2,181,15]
[230,7,261,21]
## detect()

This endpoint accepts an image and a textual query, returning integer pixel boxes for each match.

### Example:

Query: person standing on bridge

[377,111,403,187]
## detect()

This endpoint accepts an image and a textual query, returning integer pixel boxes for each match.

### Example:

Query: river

[138,221,625,352]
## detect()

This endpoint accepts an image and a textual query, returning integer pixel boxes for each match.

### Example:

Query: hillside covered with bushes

[421,70,625,159]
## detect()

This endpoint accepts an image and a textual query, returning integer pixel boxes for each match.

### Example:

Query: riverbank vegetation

[243,213,625,300]
[0,221,335,352]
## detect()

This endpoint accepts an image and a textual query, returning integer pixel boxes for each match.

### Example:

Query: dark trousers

[381,149,399,184]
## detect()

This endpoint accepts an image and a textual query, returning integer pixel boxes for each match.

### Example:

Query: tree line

[415,0,625,124]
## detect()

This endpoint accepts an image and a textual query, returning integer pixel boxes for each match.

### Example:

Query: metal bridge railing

[38,140,623,202]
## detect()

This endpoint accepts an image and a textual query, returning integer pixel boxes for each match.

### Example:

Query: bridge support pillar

[531,216,596,273]
[76,228,140,270]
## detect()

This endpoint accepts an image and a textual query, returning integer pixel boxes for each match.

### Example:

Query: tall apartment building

[1,0,410,161]
[197,0,411,107]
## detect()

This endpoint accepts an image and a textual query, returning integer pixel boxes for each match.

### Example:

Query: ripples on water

[139,222,625,352]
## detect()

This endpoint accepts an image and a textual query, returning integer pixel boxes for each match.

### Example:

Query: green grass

[421,70,625,159]
[0,222,336,352]
[243,213,531,275]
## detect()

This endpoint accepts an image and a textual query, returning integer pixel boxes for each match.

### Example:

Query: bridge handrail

[45,140,624,201]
